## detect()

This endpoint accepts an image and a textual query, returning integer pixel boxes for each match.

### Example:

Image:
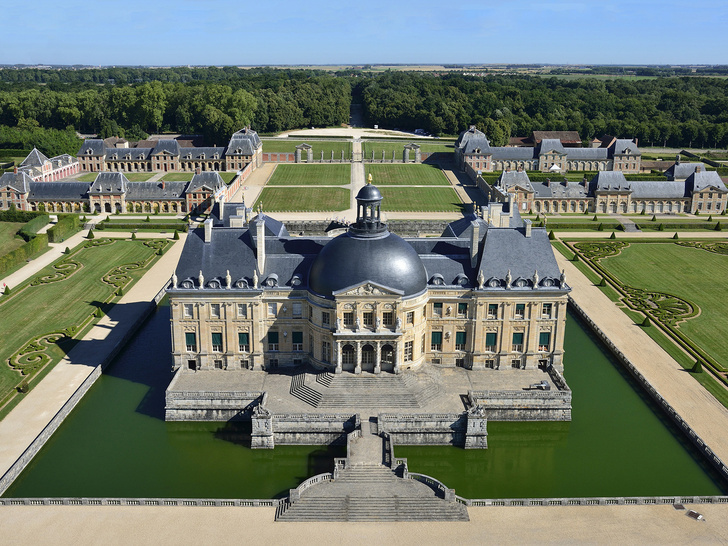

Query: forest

[0,67,727,157]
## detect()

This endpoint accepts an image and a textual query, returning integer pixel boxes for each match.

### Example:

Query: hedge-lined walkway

[0,235,186,489]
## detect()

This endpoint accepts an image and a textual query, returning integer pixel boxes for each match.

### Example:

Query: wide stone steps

[289,372,322,407]
[317,394,420,409]
[276,496,469,522]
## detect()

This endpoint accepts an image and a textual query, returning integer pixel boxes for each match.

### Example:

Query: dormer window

[86,148,93,154]
[213,153,219,159]
[235,148,242,154]
[186,153,192,159]
[199,153,205,160]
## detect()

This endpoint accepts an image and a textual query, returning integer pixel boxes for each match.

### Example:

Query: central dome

[308,231,428,298]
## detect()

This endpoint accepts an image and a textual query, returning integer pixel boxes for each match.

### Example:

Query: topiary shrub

[4,285,10,296]
[673,232,679,239]
[597,223,604,231]
[695,210,700,216]
[651,215,657,222]
[599,277,607,287]
[592,215,598,221]
[548,230,555,240]
[144,216,151,223]
[173,230,180,240]
[64,247,70,254]
[156,248,164,256]
[642,316,651,327]
[131,232,137,240]
[692,360,703,373]
[17,381,29,394]
[96,222,105,230]
[87,229,95,239]
[640,209,646,215]
[609,231,616,239]
[658,223,664,231]
[94,307,104,318]
[116,287,124,297]
[715,222,722,231]
[572,253,579,262]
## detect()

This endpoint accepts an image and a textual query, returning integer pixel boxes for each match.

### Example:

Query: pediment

[332,281,404,297]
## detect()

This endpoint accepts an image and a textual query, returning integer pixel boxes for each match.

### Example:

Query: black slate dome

[308,231,428,299]
[308,181,427,298]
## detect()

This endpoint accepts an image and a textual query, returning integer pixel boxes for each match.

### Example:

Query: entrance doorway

[361,344,375,372]
[187,360,196,370]
[342,344,355,372]
[380,344,394,373]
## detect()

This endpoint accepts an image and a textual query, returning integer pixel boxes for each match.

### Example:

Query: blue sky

[2,0,726,66]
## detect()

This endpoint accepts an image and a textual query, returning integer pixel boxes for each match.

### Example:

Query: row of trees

[359,72,728,148]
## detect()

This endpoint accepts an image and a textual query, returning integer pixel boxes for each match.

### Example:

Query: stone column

[354,341,362,374]
[374,341,381,374]
[393,341,401,374]
[335,341,342,374]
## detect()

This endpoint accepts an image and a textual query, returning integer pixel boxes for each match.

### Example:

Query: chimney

[696,165,702,173]
[196,167,201,175]
[14,166,18,174]
[545,178,550,187]
[256,218,266,273]
[219,198,224,220]
[162,180,165,190]
[203,217,213,242]
[524,218,532,238]
[470,221,480,268]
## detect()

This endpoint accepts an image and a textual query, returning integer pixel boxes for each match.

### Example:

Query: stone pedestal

[251,406,274,449]
[464,406,488,449]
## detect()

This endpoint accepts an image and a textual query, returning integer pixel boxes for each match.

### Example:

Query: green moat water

[3,304,725,499]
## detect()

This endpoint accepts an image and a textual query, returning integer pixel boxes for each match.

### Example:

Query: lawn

[253,187,349,212]
[77,172,155,182]
[599,242,728,368]
[365,164,450,186]
[268,164,350,186]
[160,172,238,183]
[262,139,352,160]
[0,222,29,256]
[379,187,463,212]
[362,141,454,158]
[0,239,165,413]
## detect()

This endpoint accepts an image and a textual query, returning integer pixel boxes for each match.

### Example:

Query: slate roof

[180,147,225,160]
[227,128,262,155]
[456,126,491,154]
[498,171,533,192]
[537,139,566,154]
[590,171,631,192]
[489,147,535,160]
[28,182,89,201]
[611,139,641,155]
[106,148,152,161]
[151,139,181,156]
[78,139,105,156]
[630,181,688,199]
[90,172,129,194]
[532,131,581,145]
[20,148,49,167]
[125,181,187,200]
[186,172,225,193]
[687,170,728,193]
[563,147,609,160]
[532,181,589,199]
[665,162,706,180]
[0,171,33,193]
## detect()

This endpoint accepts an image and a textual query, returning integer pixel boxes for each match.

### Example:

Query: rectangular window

[211,332,223,352]
[707,202,712,210]
[267,303,277,317]
[183,304,193,318]
[455,331,467,351]
[210,303,220,318]
[485,359,495,369]
[344,312,354,327]
[363,311,374,327]
[383,311,394,326]
[238,332,250,352]
[433,302,443,317]
[322,312,330,327]
[185,332,196,352]
[457,303,467,316]
[431,331,442,351]
[322,341,331,363]
[268,331,279,351]
[214,359,223,369]
[404,341,413,362]
[485,332,497,352]
[515,304,525,319]
[542,303,552,319]
[512,332,524,352]
[539,331,551,352]
[487,304,498,319]
[237,304,247,318]
[292,331,303,351]
[292,302,302,317]
[407,311,414,325]
[512,359,522,369]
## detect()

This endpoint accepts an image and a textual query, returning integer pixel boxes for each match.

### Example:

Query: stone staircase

[289,372,322,407]
[276,464,469,522]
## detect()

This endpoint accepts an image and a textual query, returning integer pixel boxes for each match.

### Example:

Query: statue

[355,317,360,330]
[532,269,539,288]
[253,270,259,289]
[368,173,373,184]
[172,272,178,289]
[395,317,402,330]
[335,318,341,330]
[560,269,566,288]
[477,270,485,290]
[225,269,232,289]
[505,269,512,290]
[198,270,204,289]
[375,317,381,329]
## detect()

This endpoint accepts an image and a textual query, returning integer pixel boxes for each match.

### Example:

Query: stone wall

[378,412,468,445]
[272,413,358,446]
[284,220,452,238]
[468,387,572,421]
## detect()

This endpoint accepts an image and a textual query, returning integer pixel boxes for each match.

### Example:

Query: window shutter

[292,331,303,344]
[512,332,524,344]
[268,331,279,344]
[211,332,223,345]
[455,331,467,345]
[185,332,196,346]
[539,332,551,346]
[431,331,442,344]
[238,332,249,345]
[485,332,497,346]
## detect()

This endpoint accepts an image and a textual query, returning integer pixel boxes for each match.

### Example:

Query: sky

[1,0,727,66]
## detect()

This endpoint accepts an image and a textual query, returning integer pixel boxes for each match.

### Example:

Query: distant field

[379,187,462,212]
[366,164,450,186]
[268,164,350,186]
[362,141,454,158]
[262,139,351,159]
[0,222,29,256]
[253,187,349,212]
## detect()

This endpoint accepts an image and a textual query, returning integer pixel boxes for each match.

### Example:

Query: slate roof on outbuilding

[20,148,49,167]
[186,172,225,193]
[665,162,705,180]
[28,182,89,201]
[687,170,728,193]
[151,139,181,156]
[0,171,33,193]
[125,181,188,200]
[78,139,106,156]
[90,172,129,194]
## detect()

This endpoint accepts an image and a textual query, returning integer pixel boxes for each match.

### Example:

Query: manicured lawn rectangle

[253,187,349,212]
[599,242,728,368]
[379,187,463,212]
[362,141,453,157]
[365,164,450,186]
[0,239,166,412]
[268,164,350,186]
[161,172,194,182]
[262,139,351,159]
[0,222,29,256]
[77,172,154,182]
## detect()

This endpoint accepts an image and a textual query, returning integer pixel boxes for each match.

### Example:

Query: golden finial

[367,173,373,184]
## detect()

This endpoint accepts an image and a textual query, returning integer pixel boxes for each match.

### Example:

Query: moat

[3,302,725,499]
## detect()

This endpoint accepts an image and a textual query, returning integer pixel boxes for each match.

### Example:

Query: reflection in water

[4,306,725,499]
